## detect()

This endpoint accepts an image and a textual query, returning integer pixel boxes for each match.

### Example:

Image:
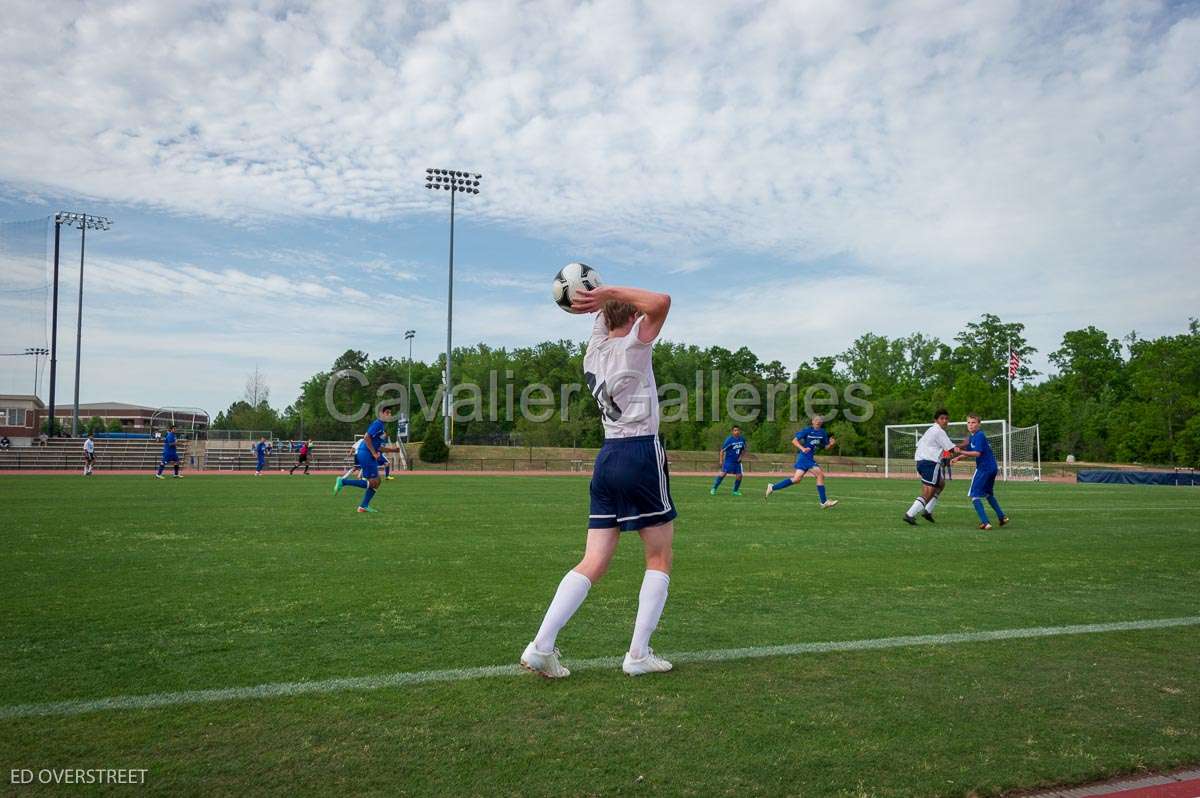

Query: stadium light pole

[48,216,63,436]
[26,347,48,399]
[57,213,113,437]
[404,329,415,425]
[423,168,482,445]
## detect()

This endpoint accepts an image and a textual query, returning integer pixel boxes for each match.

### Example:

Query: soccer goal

[884,420,1041,481]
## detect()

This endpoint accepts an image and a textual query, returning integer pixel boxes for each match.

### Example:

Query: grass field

[0,473,1197,796]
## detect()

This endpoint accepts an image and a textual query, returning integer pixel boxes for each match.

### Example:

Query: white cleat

[155,474,165,479]
[520,642,570,679]
[764,484,773,499]
[821,499,839,509]
[622,648,673,676]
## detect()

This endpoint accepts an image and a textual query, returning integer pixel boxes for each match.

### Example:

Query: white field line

[3,616,1198,720]
[835,494,1198,512]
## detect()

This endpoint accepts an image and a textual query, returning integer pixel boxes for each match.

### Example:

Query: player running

[902,409,962,525]
[82,434,95,476]
[953,413,1010,530]
[254,436,270,476]
[289,439,313,475]
[521,284,675,679]
[155,425,183,479]
[764,415,839,508]
[711,425,747,495]
[334,407,393,513]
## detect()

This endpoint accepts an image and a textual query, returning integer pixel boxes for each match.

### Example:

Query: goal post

[884,420,1041,481]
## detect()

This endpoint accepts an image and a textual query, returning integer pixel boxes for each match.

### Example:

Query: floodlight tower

[423,168,482,445]
[404,329,416,424]
[26,347,49,397]
[55,213,113,437]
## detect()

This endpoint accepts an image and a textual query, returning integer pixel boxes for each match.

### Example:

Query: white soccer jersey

[584,314,660,439]
[915,424,955,462]
[83,439,94,454]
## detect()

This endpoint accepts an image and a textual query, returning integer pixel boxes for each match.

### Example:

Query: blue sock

[712,475,724,490]
[384,464,391,477]
[360,487,376,508]
[734,478,742,491]
[343,478,368,489]
[973,498,990,524]
[771,478,793,492]
[156,463,164,475]
[987,495,1004,518]
[817,485,827,503]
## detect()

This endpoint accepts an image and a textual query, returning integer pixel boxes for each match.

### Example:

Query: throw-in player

[521,283,676,679]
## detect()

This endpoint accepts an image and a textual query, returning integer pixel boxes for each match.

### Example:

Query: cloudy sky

[1,0,1197,413]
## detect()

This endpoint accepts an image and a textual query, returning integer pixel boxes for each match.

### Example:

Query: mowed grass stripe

[4,615,1196,720]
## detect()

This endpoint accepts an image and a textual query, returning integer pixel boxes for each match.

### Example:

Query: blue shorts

[589,435,677,532]
[968,468,998,498]
[916,459,943,486]
[721,460,742,475]
[162,447,179,463]
[256,458,265,469]
[793,455,818,472]
[356,449,380,480]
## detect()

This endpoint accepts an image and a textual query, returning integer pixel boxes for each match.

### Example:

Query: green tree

[1049,326,1124,397]
[952,313,1037,388]
[420,420,450,463]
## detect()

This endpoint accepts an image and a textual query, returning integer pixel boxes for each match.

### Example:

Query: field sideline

[0,474,1197,796]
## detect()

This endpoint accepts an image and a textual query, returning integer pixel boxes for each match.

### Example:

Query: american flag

[1008,350,1020,380]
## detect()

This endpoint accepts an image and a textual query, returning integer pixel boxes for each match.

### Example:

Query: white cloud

[1,0,1198,407]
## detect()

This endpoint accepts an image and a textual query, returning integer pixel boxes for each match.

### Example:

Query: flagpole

[1006,337,1012,481]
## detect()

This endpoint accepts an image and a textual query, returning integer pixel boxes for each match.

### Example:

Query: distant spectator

[38,432,49,447]
[0,435,10,450]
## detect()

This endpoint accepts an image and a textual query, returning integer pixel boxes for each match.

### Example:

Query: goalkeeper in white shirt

[903,409,964,526]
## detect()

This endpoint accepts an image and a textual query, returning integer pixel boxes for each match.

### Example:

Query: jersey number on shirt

[584,372,623,422]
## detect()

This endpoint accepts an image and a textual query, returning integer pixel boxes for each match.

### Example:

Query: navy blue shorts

[794,455,818,472]
[721,460,742,475]
[968,468,998,498]
[916,459,943,486]
[356,449,380,479]
[590,435,677,532]
[162,447,179,463]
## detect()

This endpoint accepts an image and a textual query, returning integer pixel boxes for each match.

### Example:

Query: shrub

[420,423,450,463]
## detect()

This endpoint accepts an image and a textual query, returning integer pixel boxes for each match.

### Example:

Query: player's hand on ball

[571,286,607,313]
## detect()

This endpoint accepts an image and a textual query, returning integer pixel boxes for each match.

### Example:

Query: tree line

[210,315,1200,467]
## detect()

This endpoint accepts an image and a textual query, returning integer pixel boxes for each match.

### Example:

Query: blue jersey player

[155,425,183,479]
[953,414,1010,530]
[334,406,393,513]
[711,425,747,496]
[764,415,839,508]
[254,437,270,475]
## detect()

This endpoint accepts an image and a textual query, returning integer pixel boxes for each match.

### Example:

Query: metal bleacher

[0,438,190,471]
[0,438,405,473]
[204,442,356,472]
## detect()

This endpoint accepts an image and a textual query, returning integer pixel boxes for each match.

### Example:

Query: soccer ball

[551,262,601,313]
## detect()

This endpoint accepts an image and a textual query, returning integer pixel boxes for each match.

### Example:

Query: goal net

[884,420,1041,481]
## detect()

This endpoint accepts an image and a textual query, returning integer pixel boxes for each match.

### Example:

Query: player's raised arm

[573,285,671,343]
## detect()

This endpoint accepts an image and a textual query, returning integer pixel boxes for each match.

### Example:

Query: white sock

[925,496,939,514]
[629,570,670,659]
[906,497,925,518]
[533,570,592,652]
